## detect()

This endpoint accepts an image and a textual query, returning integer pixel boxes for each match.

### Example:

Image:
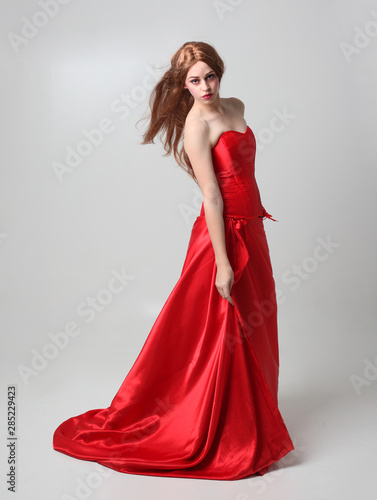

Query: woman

[53,41,294,480]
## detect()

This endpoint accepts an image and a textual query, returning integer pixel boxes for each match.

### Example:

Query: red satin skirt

[53,213,294,480]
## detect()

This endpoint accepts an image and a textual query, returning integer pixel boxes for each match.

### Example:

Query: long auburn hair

[139,41,225,181]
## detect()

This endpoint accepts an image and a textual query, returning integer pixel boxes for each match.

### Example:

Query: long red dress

[53,125,294,480]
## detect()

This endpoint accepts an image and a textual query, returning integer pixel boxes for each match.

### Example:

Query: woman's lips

[202,93,212,99]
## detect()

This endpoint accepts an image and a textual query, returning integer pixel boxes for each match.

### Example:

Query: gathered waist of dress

[199,204,277,222]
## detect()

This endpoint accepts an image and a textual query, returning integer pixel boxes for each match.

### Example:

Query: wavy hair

[139,41,225,180]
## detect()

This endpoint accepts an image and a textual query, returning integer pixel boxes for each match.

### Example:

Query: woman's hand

[215,263,234,306]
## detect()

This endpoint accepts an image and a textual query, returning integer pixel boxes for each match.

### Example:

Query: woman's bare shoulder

[226,96,245,114]
[184,114,209,138]
[183,116,210,152]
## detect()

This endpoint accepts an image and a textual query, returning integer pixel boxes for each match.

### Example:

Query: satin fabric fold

[53,125,294,480]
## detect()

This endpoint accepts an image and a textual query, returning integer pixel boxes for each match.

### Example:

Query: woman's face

[184,61,220,103]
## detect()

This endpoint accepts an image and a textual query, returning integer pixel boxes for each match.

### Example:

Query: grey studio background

[1,1,376,499]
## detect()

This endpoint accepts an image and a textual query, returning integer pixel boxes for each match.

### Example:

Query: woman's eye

[190,74,214,84]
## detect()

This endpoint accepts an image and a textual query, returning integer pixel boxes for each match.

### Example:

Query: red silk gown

[53,125,294,480]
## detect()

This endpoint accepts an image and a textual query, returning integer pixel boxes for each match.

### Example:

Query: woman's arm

[184,121,234,306]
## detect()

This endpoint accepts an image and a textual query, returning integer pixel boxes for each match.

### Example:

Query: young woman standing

[53,41,294,480]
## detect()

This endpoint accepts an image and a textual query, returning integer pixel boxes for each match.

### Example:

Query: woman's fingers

[215,265,234,306]
[221,292,234,306]
[216,284,234,306]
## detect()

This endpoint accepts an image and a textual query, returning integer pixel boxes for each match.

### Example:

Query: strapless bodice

[199,126,274,220]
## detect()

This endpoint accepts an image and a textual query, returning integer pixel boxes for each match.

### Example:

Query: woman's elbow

[203,194,223,212]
